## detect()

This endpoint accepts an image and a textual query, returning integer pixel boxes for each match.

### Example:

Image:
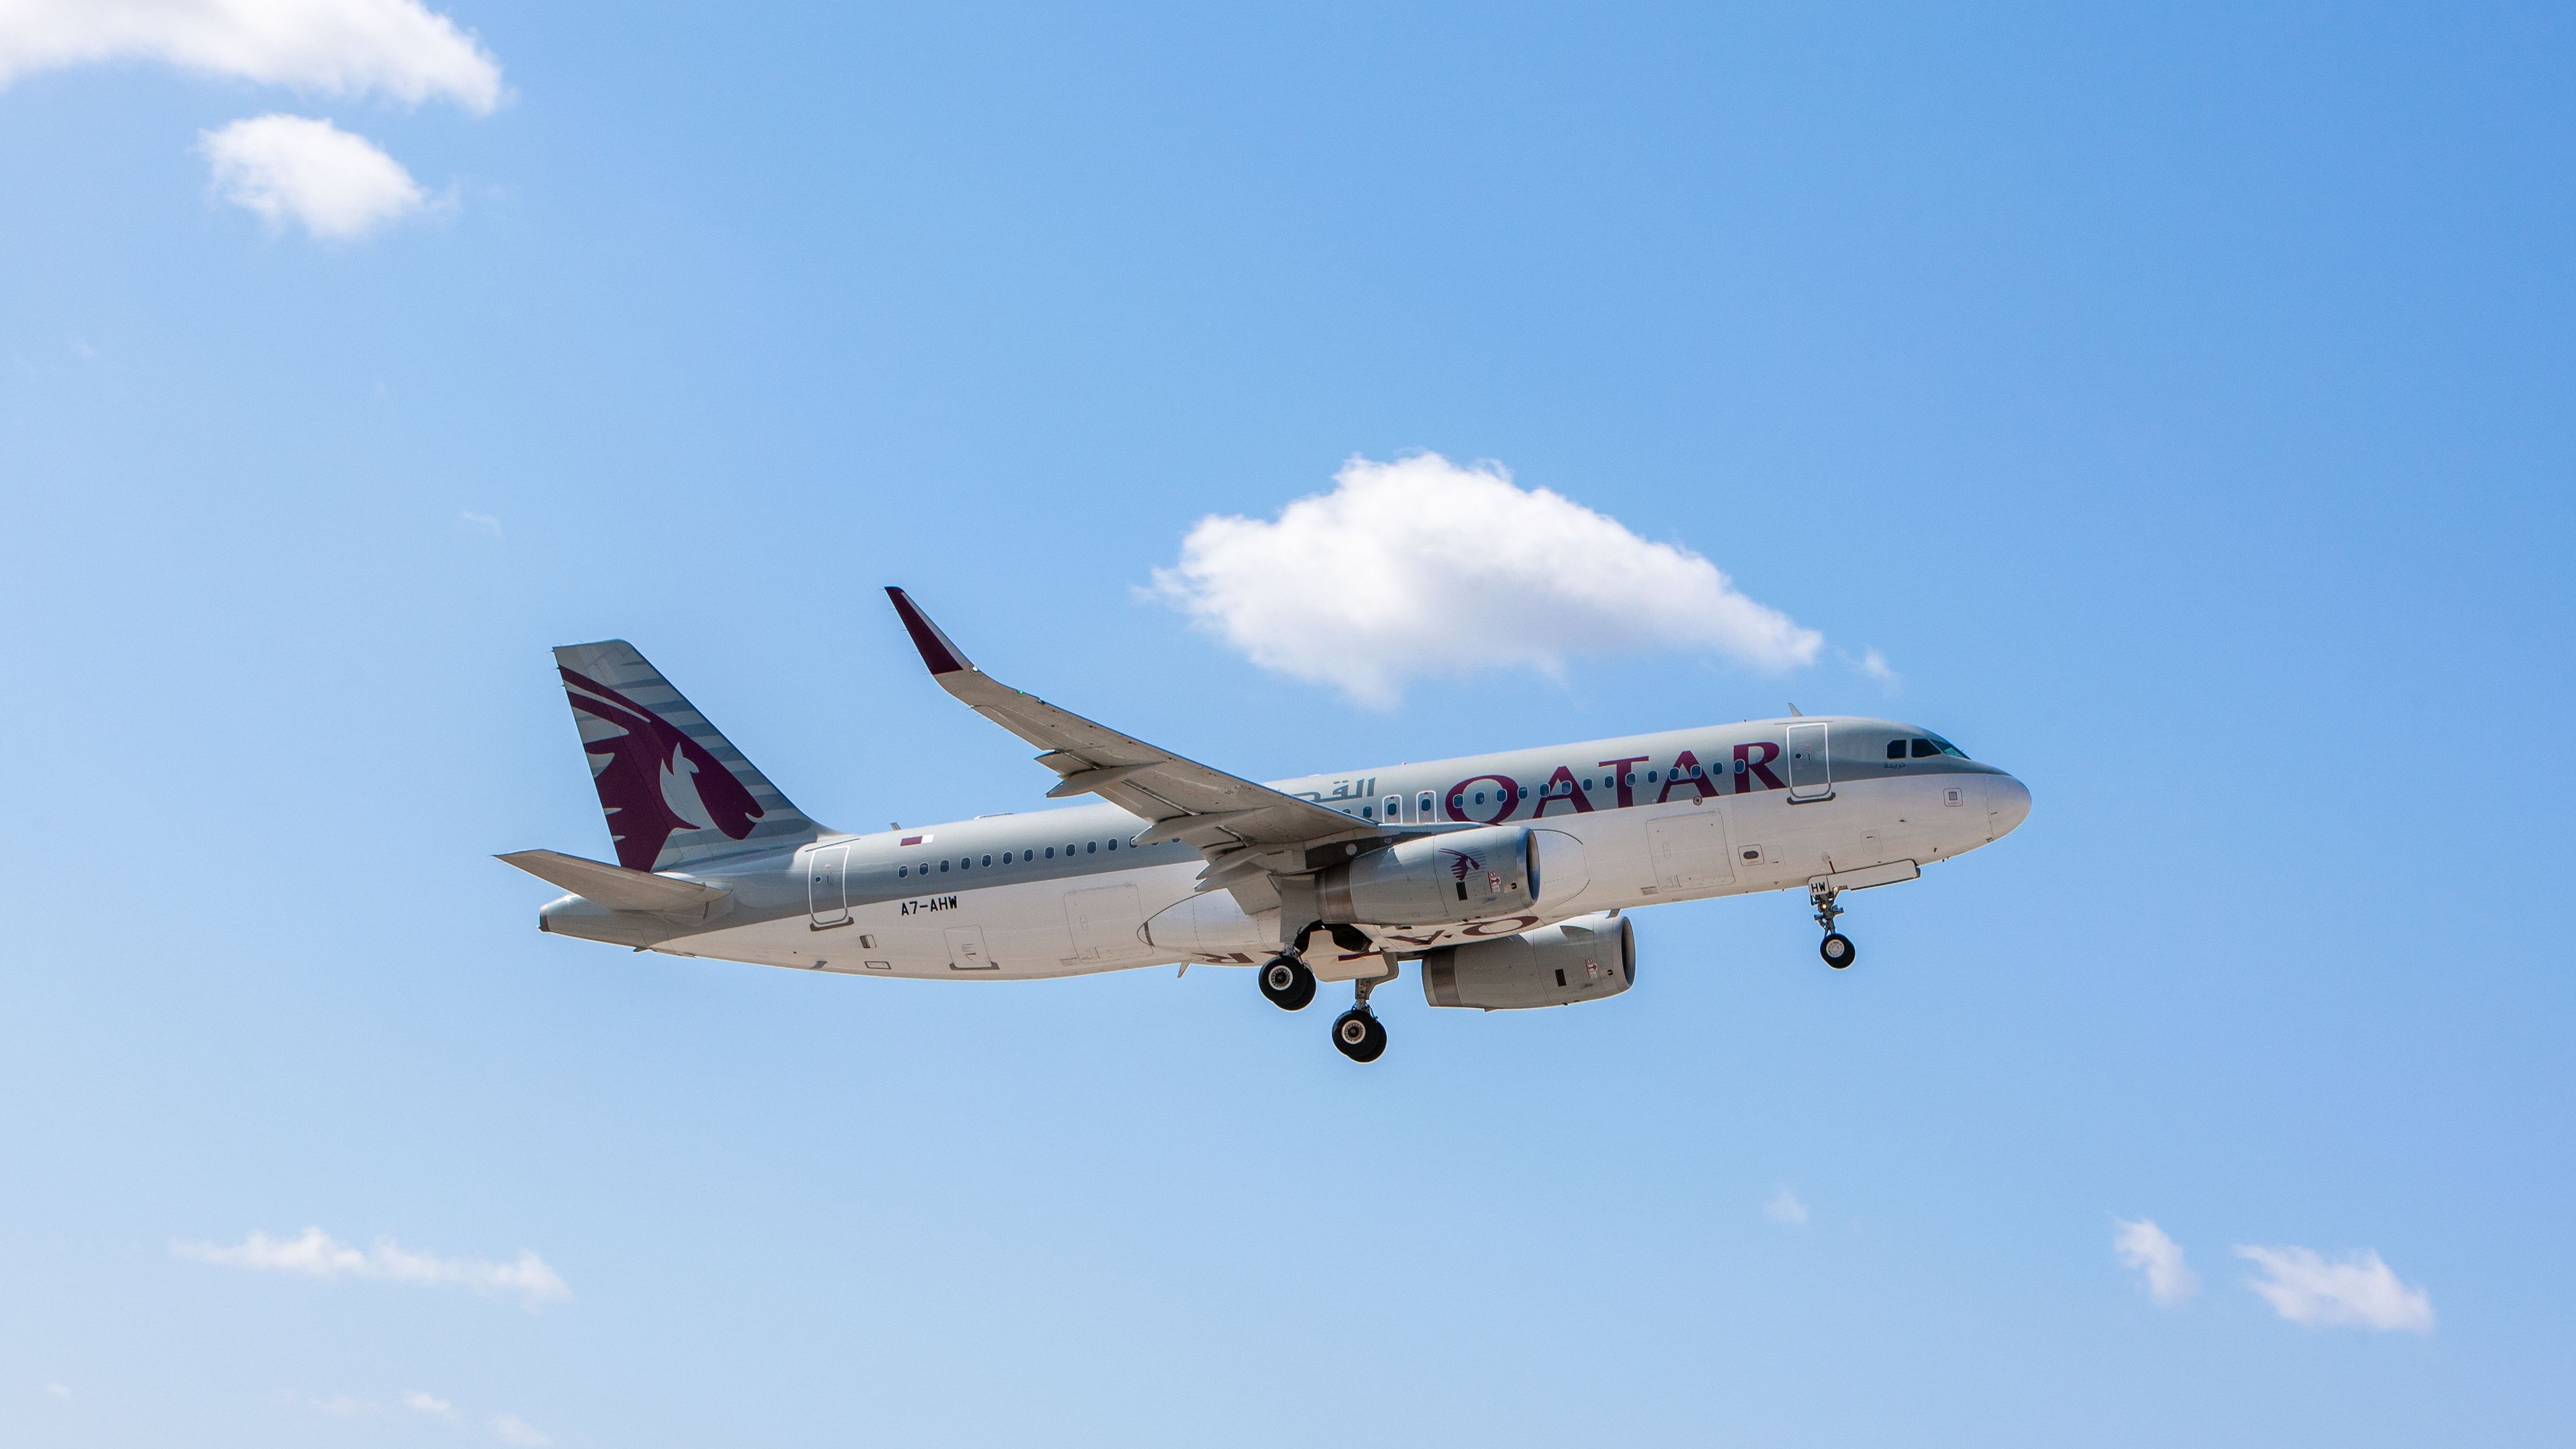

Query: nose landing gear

[1811,881,1858,969]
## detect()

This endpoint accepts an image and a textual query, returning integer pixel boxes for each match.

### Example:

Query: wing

[884,588,1393,904]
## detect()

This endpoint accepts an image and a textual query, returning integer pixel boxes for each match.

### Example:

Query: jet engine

[1420,912,1634,1011]
[1317,825,1539,927]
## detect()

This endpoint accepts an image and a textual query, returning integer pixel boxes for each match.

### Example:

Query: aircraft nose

[1988,773,2032,837]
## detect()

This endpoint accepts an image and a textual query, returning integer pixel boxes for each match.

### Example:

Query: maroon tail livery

[550,640,821,873]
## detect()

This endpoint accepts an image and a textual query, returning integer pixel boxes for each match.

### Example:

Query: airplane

[501,588,2032,1062]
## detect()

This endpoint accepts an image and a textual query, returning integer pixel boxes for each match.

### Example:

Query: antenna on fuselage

[1788,703,1803,716]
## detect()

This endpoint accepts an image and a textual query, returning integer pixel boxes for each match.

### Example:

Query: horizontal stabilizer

[496,849,733,913]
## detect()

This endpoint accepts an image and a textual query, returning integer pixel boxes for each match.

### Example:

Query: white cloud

[2112,1217,2200,1305]
[490,1412,552,1446]
[460,509,502,536]
[0,0,504,112]
[1857,647,1899,687]
[47,1381,71,1399]
[175,1226,571,1309]
[199,113,426,237]
[2237,1245,2433,1333]
[1762,1186,1809,1226]
[404,1390,457,1420]
[1149,453,1824,708]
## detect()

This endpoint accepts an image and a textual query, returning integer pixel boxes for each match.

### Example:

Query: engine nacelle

[1420,912,1635,1011]
[1317,825,1539,927]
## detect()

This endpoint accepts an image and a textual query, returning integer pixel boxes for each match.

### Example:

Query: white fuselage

[603,716,2031,982]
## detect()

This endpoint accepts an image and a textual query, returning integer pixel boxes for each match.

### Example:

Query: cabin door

[1785,722,1834,802]
[806,844,851,929]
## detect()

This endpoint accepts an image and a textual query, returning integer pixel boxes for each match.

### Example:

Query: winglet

[884,587,975,675]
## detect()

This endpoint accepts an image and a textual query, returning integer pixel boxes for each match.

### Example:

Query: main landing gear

[1331,962,1395,1064]
[1332,1007,1388,1063]
[1258,951,1389,1060]
[1259,954,1318,1011]
[1268,921,1396,1062]
[1811,881,1858,969]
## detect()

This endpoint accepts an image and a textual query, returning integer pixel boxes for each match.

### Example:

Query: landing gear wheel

[1330,1008,1388,1063]
[1259,955,1317,1011]
[1809,881,1855,970]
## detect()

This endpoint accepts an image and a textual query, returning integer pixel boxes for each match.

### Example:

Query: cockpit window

[1895,735,1970,759]
[1925,734,1967,758]
[1887,740,1908,760]
[1910,738,1939,758]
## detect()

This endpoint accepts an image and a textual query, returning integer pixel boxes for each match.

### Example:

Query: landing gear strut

[1259,954,1317,1011]
[1330,957,1398,1063]
[1811,881,1858,969]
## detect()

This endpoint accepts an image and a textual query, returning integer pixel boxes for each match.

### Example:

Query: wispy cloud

[1763,1186,1809,1226]
[404,1390,458,1420]
[2237,1245,2433,1333]
[2112,1217,2200,1305]
[47,1381,71,1399]
[1150,453,1823,708]
[0,0,506,112]
[175,1226,570,1309]
[1856,647,1899,688]
[199,114,429,239]
[490,1411,552,1446]
[459,509,502,536]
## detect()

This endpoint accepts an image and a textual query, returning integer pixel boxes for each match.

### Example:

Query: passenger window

[1518,786,1530,799]
[939,860,949,873]
[898,865,908,877]
[982,854,992,866]
[1625,771,1637,786]
[1646,770,1658,782]
[1417,791,1433,815]
[1045,846,1054,858]
[1086,842,1096,854]
[1106,840,1117,851]
[1912,738,1939,758]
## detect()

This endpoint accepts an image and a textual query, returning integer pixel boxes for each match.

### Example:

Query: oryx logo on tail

[560,667,763,869]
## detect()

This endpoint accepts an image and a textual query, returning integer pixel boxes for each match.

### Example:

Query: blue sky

[2,3,2570,1445]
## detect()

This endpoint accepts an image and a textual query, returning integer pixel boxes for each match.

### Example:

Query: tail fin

[552,640,822,871]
